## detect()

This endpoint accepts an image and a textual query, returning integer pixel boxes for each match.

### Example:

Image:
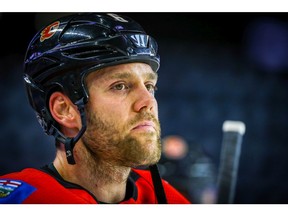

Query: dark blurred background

[1,12,288,204]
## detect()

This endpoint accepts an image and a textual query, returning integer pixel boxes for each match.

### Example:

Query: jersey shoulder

[0,168,95,204]
[0,168,43,203]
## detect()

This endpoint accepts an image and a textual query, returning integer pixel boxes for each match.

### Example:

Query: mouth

[132,121,156,132]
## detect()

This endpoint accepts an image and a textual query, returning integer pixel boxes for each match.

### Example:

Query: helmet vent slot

[62,46,116,59]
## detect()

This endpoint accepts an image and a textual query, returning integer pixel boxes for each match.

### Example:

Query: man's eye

[146,84,157,94]
[113,83,128,91]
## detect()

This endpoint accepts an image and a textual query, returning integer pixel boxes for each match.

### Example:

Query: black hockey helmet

[23,13,160,164]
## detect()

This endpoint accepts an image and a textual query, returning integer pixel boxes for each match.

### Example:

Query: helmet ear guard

[23,13,160,164]
[23,73,53,135]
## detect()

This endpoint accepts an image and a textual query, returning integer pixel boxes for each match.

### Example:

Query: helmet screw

[127,47,133,54]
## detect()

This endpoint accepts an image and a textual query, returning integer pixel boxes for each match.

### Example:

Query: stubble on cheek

[82,108,162,167]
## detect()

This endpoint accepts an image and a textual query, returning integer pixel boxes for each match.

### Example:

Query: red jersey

[0,165,191,204]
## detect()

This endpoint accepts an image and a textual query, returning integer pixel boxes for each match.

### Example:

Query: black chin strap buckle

[65,138,76,164]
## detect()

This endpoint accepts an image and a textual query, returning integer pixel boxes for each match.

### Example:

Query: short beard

[81,106,161,181]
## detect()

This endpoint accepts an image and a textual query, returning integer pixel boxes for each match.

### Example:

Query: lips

[132,121,156,131]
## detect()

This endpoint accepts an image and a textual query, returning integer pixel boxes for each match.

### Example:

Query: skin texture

[49,62,161,203]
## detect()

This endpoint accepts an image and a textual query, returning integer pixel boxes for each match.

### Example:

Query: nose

[133,85,157,113]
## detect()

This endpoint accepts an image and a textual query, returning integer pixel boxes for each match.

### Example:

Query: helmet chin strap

[149,164,168,204]
[52,98,87,165]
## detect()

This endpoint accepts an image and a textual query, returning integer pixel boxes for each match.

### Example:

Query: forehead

[86,63,158,84]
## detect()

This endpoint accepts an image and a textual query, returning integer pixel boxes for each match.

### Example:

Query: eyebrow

[146,71,158,81]
[106,71,158,81]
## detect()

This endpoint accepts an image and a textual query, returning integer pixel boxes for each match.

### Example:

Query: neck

[53,143,131,203]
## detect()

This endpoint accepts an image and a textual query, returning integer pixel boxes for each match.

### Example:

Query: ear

[49,92,81,130]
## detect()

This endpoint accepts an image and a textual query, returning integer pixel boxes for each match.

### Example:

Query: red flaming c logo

[40,21,60,42]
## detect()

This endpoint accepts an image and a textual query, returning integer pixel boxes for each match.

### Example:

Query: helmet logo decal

[129,34,148,48]
[40,21,60,42]
[107,13,128,22]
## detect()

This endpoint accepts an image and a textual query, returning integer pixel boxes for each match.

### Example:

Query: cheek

[92,98,130,124]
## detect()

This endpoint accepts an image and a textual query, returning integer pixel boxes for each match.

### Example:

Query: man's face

[82,63,161,167]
